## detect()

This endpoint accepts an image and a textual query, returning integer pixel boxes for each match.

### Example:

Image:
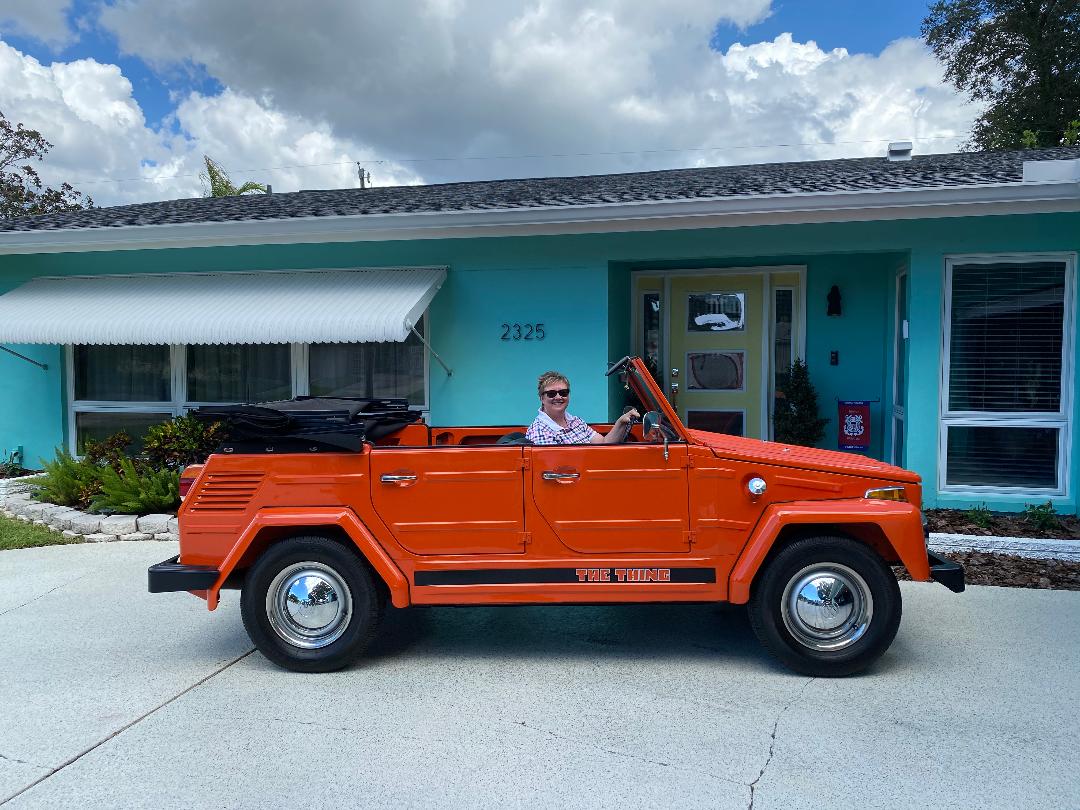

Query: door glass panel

[687,410,744,436]
[687,352,744,390]
[773,289,793,398]
[687,293,745,332]
[641,293,662,385]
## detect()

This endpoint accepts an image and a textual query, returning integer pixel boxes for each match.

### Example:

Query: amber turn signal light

[864,486,907,502]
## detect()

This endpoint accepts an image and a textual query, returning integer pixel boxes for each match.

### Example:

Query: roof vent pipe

[887,141,913,161]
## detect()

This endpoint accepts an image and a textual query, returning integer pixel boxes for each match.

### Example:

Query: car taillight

[179,476,195,500]
[864,486,907,502]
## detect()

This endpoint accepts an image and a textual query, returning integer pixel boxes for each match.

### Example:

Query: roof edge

[1,180,1078,256]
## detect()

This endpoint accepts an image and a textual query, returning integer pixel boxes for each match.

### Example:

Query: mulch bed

[896,551,1080,591]
[925,507,1080,539]
[0,466,35,480]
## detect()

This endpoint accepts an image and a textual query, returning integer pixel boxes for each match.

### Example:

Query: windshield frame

[622,357,691,443]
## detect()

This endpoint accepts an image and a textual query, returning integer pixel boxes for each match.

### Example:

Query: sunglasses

[542,388,570,399]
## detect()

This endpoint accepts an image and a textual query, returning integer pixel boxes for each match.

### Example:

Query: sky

[0,0,978,208]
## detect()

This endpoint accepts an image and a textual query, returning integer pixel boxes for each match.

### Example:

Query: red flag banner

[838,401,871,450]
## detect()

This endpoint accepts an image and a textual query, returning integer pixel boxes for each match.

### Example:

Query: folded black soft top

[192,396,423,453]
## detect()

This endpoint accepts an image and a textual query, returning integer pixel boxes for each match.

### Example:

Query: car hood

[687,429,920,483]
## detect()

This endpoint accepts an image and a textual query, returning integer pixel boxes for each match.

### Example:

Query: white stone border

[929,532,1080,561]
[0,476,177,543]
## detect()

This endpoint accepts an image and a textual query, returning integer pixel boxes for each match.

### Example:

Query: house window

[941,255,1075,495]
[68,319,430,453]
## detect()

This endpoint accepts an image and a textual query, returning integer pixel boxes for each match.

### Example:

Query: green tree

[773,359,829,447]
[922,1,1080,150]
[0,109,92,219]
[199,155,267,197]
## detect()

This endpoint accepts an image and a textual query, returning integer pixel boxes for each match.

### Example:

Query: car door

[370,446,526,555]
[528,442,690,554]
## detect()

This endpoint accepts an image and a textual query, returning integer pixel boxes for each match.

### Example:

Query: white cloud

[0,41,421,207]
[0,2,978,207]
[0,0,73,46]
[92,0,973,184]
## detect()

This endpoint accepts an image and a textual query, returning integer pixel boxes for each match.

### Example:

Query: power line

[65,133,966,186]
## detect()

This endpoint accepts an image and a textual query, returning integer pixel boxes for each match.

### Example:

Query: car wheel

[748,535,902,677]
[240,535,384,672]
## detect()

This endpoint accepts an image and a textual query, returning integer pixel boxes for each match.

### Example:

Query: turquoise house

[1,145,1078,512]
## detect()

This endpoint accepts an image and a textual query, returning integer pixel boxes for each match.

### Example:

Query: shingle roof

[3,146,1079,233]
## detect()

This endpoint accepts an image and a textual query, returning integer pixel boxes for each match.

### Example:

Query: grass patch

[0,515,82,551]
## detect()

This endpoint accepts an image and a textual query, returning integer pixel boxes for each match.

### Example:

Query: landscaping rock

[154,532,179,542]
[137,514,172,534]
[100,515,138,535]
[168,517,179,534]
[33,519,47,527]
[41,505,75,526]
[119,532,153,542]
[17,515,30,523]
[22,502,47,521]
[61,530,78,539]
[68,514,102,534]
[83,533,118,543]
[51,509,83,530]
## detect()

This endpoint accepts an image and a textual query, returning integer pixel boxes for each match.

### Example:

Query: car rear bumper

[927,550,965,593]
[148,555,219,593]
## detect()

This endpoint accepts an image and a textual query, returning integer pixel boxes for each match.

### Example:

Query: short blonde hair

[537,371,569,397]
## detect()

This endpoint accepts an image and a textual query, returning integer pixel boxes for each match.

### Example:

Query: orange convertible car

[149,356,963,676]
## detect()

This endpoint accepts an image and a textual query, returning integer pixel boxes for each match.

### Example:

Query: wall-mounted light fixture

[827,285,842,317]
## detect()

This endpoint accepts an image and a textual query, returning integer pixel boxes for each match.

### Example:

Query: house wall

[2,209,1078,511]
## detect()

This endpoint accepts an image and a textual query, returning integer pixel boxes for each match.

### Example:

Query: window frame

[66,323,431,455]
[938,252,1076,497]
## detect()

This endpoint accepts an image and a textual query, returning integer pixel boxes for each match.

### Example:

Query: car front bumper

[927,550,965,593]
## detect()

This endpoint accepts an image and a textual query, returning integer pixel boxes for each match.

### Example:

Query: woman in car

[525,370,639,445]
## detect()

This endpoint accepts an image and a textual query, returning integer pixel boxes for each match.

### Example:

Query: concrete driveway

[1,542,1078,809]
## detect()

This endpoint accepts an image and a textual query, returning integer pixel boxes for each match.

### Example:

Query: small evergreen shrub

[1023,501,1060,531]
[143,414,224,469]
[773,358,829,447]
[90,457,180,515]
[82,431,132,473]
[35,449,103,510]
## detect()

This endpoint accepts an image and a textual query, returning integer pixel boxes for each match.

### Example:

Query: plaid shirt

[526,409,599,445]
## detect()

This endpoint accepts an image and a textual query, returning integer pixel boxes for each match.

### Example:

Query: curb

[929,532,1080,561]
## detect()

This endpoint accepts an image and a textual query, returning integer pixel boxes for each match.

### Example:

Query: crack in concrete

[0,752,50,771]
[0,648,255,807]
[0,574,89,618]
[747,677,816,810]
[513,719,745,787]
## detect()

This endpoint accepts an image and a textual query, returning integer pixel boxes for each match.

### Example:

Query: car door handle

[380,474,417,483]
[542,471,580,481]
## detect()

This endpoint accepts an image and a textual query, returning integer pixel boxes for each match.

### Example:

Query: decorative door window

[687,351,745,391]
[686,292,745,332]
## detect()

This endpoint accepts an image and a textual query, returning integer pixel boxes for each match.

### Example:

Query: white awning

[0,267,446,345]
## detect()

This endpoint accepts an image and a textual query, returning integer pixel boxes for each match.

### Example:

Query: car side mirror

[642,410,669,461]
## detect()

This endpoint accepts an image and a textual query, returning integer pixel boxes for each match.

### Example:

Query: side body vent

[189,471,265,513]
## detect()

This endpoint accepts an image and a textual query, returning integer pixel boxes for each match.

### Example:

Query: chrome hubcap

[266,562,352,649]
[780,563,873,652]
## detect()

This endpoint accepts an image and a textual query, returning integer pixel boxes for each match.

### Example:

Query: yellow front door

[633,270,802,440]
[669,273,765,437]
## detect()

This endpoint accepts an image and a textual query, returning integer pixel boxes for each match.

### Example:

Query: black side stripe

[414,568,716,586]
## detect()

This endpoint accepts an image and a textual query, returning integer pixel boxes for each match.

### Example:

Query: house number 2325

[501,323,545,341]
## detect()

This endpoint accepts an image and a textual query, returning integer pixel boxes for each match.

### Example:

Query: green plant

[142,414,224,469]
[34,449,102,510]
[1023,501,1060,531]
[773,358,829,447]
[82,431,132,473]
[90,457,180,515]
[965,503,994,529]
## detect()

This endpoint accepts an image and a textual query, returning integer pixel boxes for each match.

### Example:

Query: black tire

[748,535,902,677]
[240,535,385,673]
